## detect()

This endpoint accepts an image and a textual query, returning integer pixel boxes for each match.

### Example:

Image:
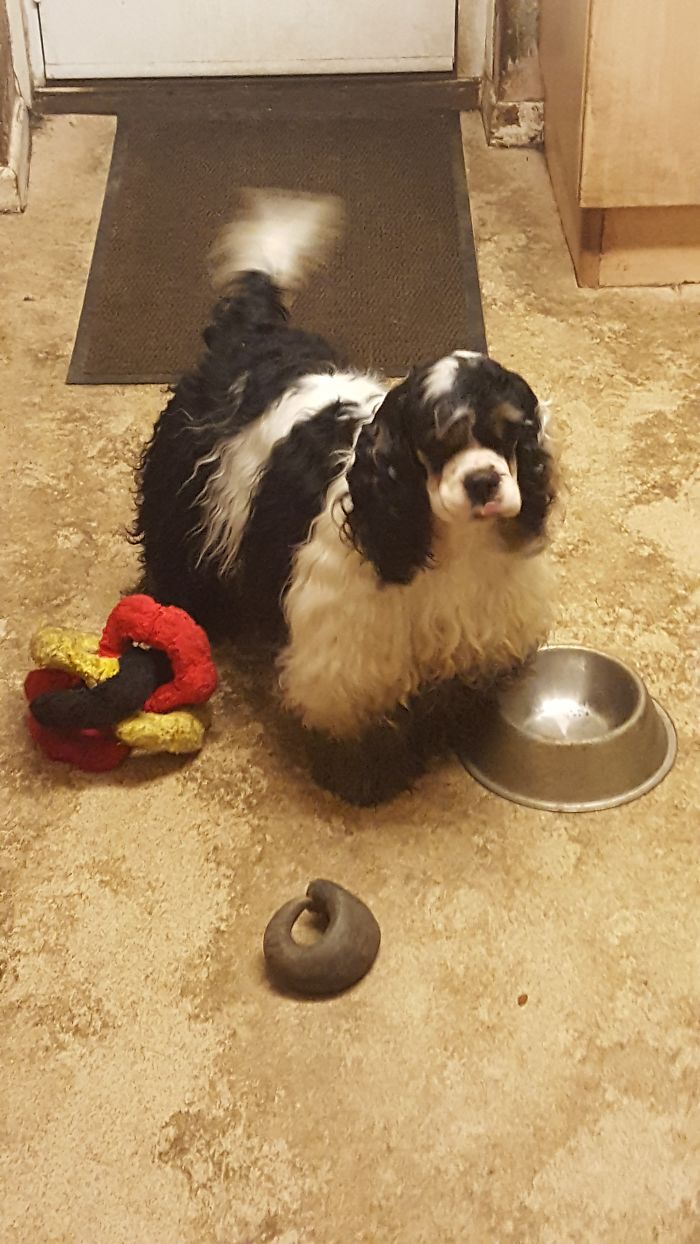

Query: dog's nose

[464,467,500,507]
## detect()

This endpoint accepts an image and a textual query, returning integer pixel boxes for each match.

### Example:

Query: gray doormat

[68,112,486,384]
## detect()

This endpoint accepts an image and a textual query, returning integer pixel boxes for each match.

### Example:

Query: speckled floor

[1,113,698,1244]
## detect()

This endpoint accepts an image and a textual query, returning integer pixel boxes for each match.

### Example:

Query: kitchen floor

[1,113,698,1244]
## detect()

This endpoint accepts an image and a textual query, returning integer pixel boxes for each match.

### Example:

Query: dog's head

[347,351,556,583]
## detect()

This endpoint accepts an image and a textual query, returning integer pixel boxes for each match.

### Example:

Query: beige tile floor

[0,112,698,1244]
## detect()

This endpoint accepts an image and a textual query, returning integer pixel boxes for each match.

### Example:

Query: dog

[133,191,558,804]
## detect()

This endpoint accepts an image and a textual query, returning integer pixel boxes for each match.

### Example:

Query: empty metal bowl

[454,645,677,812]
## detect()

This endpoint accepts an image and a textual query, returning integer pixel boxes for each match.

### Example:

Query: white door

[38,0,456,78]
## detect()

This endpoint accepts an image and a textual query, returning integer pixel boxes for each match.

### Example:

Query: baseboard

[0,97,30,213]
[481,77,544,148]
[598,207,700,287]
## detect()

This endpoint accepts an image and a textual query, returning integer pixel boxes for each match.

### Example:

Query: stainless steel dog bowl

[455,645,677,812]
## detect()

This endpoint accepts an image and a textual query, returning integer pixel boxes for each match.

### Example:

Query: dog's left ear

[513,403,557,540]
[346,383,433,584]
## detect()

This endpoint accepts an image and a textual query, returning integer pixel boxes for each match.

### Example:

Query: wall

[494,0,541,101]
[483,0,544,147]
[457,0,491,78]
[1,0,13,164]
[0,0,31,210]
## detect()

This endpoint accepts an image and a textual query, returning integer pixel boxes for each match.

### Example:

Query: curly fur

[133,192,558,801]
[278,471,556,738]
[344,383,434,584]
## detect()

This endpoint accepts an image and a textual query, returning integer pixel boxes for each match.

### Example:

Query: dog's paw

[307,722,424,807]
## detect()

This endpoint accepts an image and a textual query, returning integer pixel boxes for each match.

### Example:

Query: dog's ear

[346,383,433,584]
[513,403,557,540]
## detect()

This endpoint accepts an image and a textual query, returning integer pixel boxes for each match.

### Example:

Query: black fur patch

[235,401,363,629]
[132,271,343,632]
[346,384,434,585]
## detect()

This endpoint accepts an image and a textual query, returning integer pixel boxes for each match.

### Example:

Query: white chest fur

[278,478,555,737]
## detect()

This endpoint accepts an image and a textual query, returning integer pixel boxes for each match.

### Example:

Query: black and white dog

[134,192,557,803]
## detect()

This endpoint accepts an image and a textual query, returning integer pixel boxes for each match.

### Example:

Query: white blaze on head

[428,445,522,524]
[423,355,460,403]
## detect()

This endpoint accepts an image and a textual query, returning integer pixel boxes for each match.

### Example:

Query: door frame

[0,0,32,210]
[21,0,43,84]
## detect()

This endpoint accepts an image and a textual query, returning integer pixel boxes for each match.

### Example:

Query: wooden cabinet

[540,0,700,286]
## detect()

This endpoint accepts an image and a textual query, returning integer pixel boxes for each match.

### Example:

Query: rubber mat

[69,111,486,384]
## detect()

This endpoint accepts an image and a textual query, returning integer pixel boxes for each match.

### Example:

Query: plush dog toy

[24,595,217,771]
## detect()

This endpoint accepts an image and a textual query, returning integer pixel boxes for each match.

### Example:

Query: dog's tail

[209,189,343,295]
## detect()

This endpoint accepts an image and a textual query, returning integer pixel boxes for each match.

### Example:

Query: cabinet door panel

[580,0,700,208]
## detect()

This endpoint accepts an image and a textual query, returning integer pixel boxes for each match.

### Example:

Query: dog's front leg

[304,712,425,807]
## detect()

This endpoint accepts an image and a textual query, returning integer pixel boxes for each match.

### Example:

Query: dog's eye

[500,422,521,454]
[433,400,471,441]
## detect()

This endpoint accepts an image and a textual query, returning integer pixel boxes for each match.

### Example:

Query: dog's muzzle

[463,464,521,519]
[428,446,522,523]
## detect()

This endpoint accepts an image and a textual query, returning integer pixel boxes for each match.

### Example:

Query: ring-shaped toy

[25,596,217,771]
